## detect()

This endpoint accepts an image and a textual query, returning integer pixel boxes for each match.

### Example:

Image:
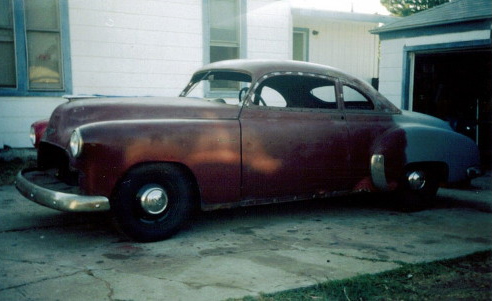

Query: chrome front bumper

[16,169,110,212]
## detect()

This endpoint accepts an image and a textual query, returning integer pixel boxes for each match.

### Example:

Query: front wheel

[111,164,194,242]
[397,167,440,211]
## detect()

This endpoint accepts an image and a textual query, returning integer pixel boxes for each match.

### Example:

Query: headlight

[29,126,36,146]
[69,129,83,158]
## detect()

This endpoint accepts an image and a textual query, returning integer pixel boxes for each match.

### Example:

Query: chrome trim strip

[371,154,390,191]
[16,170,110,212]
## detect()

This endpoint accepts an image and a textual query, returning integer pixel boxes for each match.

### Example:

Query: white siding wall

[0,0,204,148]
[379,29,491,108]
[247,0,291,59]
[69,0,203,97]
[293,17,380,83]
[0,0,372,148]
[0,98,65,148]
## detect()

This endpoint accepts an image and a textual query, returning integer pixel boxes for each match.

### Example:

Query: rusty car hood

[44,96,241,148]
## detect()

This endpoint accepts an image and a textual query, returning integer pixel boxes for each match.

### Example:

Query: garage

[412,48,492,167]
[373,0,492,169]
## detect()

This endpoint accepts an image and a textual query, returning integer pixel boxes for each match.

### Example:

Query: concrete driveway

[0,176,491,300]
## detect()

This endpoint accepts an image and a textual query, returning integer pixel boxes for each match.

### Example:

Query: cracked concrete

[0,175,491,300]
[84,269,114,300]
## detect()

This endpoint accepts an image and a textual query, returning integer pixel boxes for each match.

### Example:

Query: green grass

[231,250,492,301]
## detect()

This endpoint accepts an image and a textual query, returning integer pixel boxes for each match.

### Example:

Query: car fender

[31,119,49,149]
[371,124,480,191]
[72,119,242,206]
[402,124,480,183]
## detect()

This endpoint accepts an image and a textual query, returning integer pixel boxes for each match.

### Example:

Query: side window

[310,86,337,106]
[343,85,374,110]
[257,86,286,107]
[254,74,338,109]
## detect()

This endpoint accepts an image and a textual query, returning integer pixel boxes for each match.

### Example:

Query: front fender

[72,119,242,205]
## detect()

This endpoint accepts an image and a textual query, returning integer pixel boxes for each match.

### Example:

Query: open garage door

[412,48,492,169]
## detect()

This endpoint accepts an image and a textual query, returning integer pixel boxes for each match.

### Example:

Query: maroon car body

[16,60,481,241]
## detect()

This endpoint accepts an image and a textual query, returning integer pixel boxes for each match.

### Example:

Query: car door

[239,73,352,203]
[341,82,399,181]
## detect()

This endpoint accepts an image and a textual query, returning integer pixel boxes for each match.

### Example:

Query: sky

[291,0,391,15]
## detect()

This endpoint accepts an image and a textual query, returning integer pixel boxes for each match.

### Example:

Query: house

[371,0,492,167]
[0,0,393,148]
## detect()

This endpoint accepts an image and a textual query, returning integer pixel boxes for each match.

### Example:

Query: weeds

[231,250,492,301]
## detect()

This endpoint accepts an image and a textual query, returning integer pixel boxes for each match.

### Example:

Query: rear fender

[403,125,480,183]
[370,127,406,191]
[371,125,480,190]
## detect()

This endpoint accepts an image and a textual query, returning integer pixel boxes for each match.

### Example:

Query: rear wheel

[398,167,440,211]
[111,163,194,242]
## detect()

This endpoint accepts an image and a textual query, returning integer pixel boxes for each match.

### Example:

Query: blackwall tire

[111,164,194,242]
[398,167,439,212]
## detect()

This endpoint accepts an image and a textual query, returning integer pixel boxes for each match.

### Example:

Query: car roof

[196,59,354,82]
[193,59,401,114]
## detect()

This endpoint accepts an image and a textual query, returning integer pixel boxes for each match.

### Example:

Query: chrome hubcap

[407,171,426,190]
[138,185,168,215]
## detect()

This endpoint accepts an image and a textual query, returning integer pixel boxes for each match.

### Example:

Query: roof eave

[292,7,398,24]
[371,15,492,34]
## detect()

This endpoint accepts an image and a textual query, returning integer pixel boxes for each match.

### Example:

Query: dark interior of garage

[412,48,492,170]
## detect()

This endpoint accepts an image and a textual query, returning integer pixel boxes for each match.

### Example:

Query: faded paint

[18,60,480,215]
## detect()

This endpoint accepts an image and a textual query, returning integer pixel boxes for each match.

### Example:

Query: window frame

[248,72,342,112]
[0,0,72,96]
[0,0,16,88]
[203,0,247,98]
[341,83,375,111]
[293,27,309,62]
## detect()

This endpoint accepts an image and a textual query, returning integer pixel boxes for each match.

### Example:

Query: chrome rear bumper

[16,169,110,212]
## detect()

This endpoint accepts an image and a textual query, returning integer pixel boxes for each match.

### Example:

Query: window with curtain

[25,0,63,90]
[0,0,70,95]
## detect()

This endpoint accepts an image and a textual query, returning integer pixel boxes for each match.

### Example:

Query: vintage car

[16,59,481,241]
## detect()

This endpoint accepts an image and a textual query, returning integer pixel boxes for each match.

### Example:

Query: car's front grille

[37,142,79,186]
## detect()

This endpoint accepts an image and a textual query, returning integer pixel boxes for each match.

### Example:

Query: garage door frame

[402,39,491,110]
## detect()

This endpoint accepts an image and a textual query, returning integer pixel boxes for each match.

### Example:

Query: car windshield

[180,71,252,105]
